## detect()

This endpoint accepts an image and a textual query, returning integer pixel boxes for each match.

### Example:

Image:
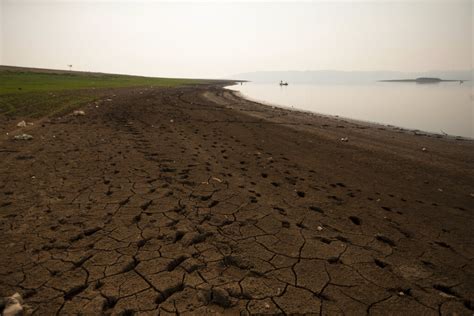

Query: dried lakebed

[0,85,472,315]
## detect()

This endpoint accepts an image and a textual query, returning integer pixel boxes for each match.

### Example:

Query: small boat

[279,80,288,86]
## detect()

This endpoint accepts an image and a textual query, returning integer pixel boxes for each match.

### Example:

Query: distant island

[380,77,466,83]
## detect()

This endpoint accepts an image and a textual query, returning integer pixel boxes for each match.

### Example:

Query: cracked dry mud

[0,85,473,315]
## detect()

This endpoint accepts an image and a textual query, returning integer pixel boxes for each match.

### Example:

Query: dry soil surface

[0,85,473,315]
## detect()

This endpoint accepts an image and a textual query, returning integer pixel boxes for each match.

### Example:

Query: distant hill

[229,70,473,84]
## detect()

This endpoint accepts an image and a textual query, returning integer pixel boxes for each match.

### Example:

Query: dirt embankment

[0,85,472,315]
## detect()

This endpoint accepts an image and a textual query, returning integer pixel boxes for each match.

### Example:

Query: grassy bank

[0,66,213,117]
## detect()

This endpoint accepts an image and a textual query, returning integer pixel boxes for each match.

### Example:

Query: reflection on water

[227,82,473,138]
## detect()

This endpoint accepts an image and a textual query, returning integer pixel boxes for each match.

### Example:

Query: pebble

[73,110,85,116]
[2,293,25,316]
[13,134,33,141]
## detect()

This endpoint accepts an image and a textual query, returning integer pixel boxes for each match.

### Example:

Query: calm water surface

[227,82,473,138]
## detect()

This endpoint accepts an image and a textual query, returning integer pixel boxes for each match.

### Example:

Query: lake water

[227,82,473,138]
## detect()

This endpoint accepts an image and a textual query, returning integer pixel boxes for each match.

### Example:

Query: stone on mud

[1,292,26,316]
[73,110,86,116]
[13,134,33,141]
[16,121,27,127]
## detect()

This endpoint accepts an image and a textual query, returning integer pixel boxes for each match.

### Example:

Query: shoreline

[0,84,473,314]
[225,83,473,141]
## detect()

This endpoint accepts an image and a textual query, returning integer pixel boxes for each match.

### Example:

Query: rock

[422,147,427,152]
[2,293,25,316]
[16,121,27,127]
[340,137,349,142]
[317,226,323,231]
[73,110,85,116]
[211,287,232,308]
[13,134,33,141]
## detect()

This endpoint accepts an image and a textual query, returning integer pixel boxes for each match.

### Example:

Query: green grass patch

[0,92,97,118]
[0,68,215,118]
[0,70,208,95]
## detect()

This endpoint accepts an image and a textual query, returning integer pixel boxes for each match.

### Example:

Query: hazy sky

[1,0,472,78]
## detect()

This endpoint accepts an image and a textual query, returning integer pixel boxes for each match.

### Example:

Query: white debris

[422,147,427,152]
[13,134,33,141]
[2,292,25,316]
[317,226,323,231]
[73,110,85,116]
[212,177,222,183]
[170,119,174,123]
[439,292,455,299]
[340,137,349,142]
[16,121,27,127]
